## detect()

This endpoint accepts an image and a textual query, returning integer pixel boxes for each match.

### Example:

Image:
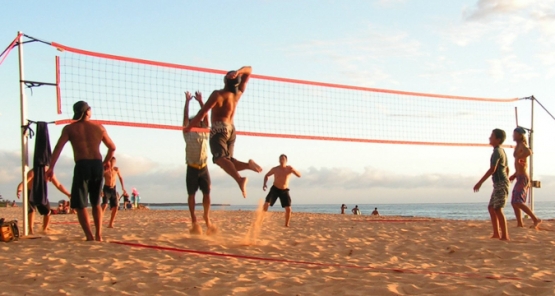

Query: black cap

[72,101,90,120]
[514,126,527,135]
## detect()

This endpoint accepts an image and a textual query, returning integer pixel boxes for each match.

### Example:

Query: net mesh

[55,43,517,146]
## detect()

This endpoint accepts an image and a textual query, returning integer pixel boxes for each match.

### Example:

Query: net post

[529,96,535,213]
[55,56,61,114]
[17,31,29,236]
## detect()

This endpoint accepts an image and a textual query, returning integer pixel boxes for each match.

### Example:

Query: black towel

[32,122,52,216]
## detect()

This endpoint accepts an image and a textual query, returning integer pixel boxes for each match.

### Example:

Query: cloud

[463,0,529,21]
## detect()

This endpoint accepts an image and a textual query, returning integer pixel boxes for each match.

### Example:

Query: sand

[0,206,554,295]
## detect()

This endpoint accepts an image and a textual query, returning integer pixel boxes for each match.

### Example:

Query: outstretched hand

[185,91,194,101]
[195,91,202,102]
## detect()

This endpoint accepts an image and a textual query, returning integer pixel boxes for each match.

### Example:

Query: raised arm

[116,167,127,195]
[195,91,209,128]
[185,91,218,132]
[237,66,251,93]
[101,125,116,167]
[46,126,70,180]
[182,91,194,135]
[51,174,71,198]
[263,168,275,191]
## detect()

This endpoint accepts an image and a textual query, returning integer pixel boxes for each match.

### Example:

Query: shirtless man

[16,168,71,234]
[509,127,541,229]
[185,66,262,198]
[262,154,301,227]
[46,101,116,241]
[102,157,127,228]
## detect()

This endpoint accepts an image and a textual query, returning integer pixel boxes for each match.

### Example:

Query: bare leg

[28,211,35,235]
[494,208,510,241]
[108,206,118,228]
[188,195,202,234]
[42,213,51,232]
[76,208,94,241]
[285,206,292,227]
[215,158,248,198]
[488,206,500,239]
[514,203,541,229]
[512,204,524,227]
[101,203,108,213]
[231,159,262,173]
[91,205,103,241]
[263,202,270,212]
[203,193,217,235]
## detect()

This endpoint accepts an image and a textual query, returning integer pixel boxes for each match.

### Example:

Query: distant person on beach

[122,192,130,210]
[130,188,140,208]
[262,154,301,227]
[102,157,127,228]
[352,205,361,215]
[509,127,541,229]
[11,200,17,207]
[473,129,510,241]
[47,101,116,242]
[182,90,216,235]
[371,207,380,216]
[341,204,348,214]
[17,167,71,234]
[185,66,262,198]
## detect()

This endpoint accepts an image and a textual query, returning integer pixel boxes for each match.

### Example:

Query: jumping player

[509,127,541,229]
[474,129,510,241]
[262,154,301,227]
[183,91,216,235]
[47,101,116,242]
[185,66,262,198]
[102,157,127,228]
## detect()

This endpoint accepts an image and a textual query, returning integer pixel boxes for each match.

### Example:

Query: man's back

[66,121,104,161]
[210,90,242,124]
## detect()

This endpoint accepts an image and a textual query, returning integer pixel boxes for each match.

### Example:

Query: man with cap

[509,126,541,229]
[47,101,116,241]
[185,66,262,198]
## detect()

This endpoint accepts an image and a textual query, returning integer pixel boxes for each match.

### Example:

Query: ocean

[147,201,555,220]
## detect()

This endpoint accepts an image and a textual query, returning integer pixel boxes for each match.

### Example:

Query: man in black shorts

[183,91,215,235]
[262,154,301,227]
[47,101,116,241]
[185,66,262,198]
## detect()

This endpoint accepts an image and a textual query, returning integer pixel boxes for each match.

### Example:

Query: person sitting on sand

[262,154,301,227]
[11,200,17,207]
[352,205,361,215]
[371,207,380,216]
[17,167,71,234]
[509,127,541,229]
[341,204,348,214]
[182,91,216,235]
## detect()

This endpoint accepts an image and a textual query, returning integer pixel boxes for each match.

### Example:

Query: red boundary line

[50,42,517,103]
[0,33,22,67]
[54,119,514,148]
[55,56,61,114]
[352,219,436,223]
[110,241,521,281]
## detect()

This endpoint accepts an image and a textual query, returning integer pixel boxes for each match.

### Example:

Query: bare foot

[207,225,219,236]
[517,225,524,228]
[500,237,510,241]
[532,219,542,230]
[95,234,103,242]
[190,223,203,235]
[248,159,262,173]
[108,224,114,229]
[239,177,248,198]
[490,235,500,239]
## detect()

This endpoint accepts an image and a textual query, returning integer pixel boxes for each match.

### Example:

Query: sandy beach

[1,206,554,295]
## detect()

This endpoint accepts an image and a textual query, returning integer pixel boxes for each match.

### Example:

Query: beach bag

[0,218,20,242]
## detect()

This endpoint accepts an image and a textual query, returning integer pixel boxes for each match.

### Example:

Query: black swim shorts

[102,185,118,209]
[27,190,51,215]
[209,122,236,163]
[265,186,292,208]
[186,165,211,195]
[70,159,103,209]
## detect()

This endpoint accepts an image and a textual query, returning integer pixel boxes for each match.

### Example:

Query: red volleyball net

[51,42,518,147]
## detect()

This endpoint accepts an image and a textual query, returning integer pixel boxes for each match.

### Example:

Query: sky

[1,0,555,206]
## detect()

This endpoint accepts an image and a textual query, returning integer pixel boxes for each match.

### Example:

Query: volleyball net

[4,35,521,147]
